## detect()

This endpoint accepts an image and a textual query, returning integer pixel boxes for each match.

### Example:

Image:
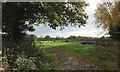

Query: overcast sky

[27,0,109,38]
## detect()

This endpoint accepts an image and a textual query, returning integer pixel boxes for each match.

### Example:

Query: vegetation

[2,2,88,70]
[35,40,118,70]
[94,2,120,40]
[2,1,119,71]
[2,34,53,70]
[3,2,88,43]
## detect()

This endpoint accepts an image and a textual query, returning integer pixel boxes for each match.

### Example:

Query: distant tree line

[38,35,112,44]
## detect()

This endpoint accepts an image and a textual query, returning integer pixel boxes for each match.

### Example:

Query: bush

[2,35,52,71]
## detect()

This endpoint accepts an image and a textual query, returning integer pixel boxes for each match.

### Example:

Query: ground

[46,47,101,70]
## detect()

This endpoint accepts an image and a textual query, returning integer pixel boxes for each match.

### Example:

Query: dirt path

[46,48,101,70]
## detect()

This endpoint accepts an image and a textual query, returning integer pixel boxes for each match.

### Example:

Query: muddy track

[46,48,101,70]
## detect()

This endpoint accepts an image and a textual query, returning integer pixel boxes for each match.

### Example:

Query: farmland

[34,40,118,70]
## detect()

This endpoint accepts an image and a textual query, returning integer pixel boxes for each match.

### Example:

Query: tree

[3,2,88,43]
[29,34,37,42]
[44,35,51,40]
[3,2,88,60]
[56,35,60,40]
[2,1,88,59]
[68,35,76,39]
[2,2,88,70]
[94,1,120,40]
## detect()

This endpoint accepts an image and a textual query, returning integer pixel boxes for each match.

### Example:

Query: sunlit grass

[43,41,70,48]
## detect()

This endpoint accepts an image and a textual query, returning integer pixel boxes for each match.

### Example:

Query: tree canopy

[94,2,120,40]
[2,2,88,42]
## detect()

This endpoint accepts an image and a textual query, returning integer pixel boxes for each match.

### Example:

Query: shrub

[15,52,36,70]
[2,35,52,71]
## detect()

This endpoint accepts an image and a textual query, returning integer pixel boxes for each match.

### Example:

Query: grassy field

[34,40,118,70]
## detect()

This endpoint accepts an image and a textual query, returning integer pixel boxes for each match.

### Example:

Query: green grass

[41,49,54,70]
[43,41,70,48]
[33,41,55,70]
[87,45,118,70]
[34,40,118,70]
